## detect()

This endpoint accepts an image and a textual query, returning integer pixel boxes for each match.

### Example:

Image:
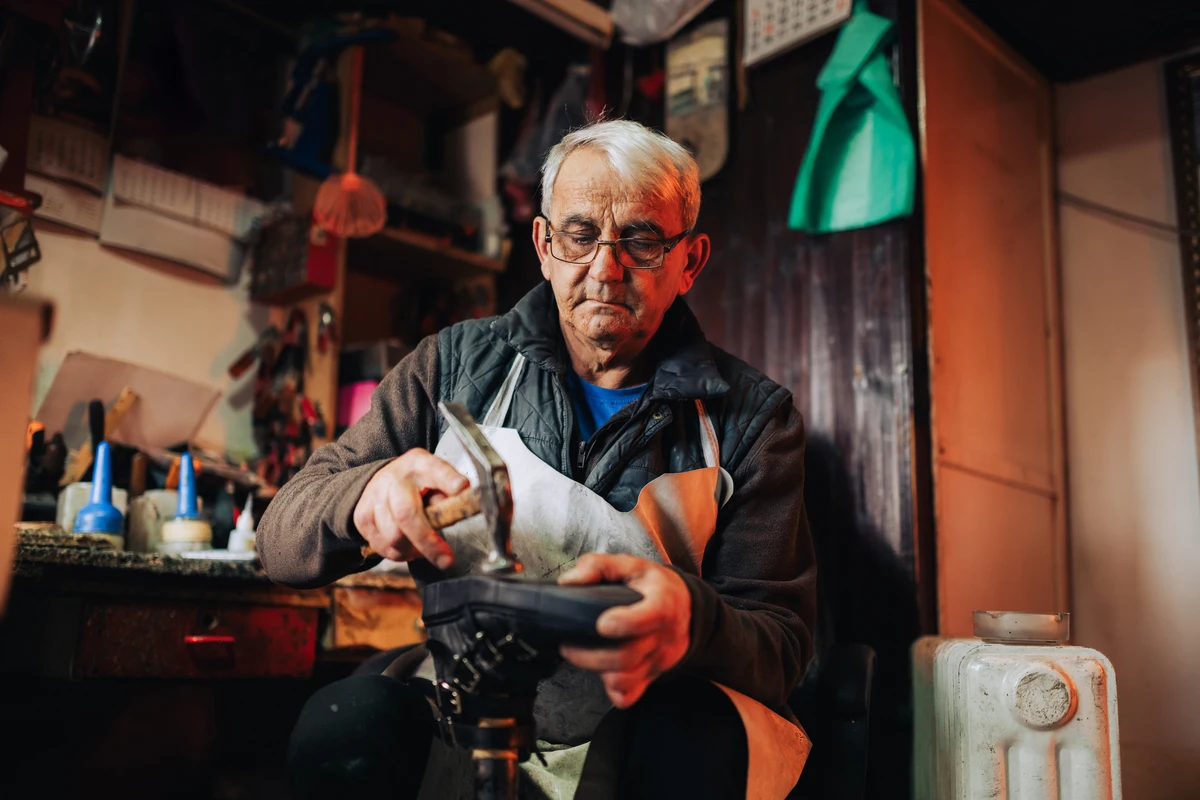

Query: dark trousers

[288,672,750,799]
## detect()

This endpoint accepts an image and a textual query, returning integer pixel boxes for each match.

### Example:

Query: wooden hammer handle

[424,485,482,529]
[359,486,482,560]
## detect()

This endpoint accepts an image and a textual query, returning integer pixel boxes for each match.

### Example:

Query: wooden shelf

[361,30,498,122]
[347,226,509,283]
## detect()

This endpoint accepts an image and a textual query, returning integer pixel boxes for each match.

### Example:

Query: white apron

[426,354,810,799]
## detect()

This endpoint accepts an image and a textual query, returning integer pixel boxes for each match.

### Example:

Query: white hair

[540,120,701,230]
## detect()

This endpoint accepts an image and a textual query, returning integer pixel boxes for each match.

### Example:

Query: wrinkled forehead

[549,148,685,232]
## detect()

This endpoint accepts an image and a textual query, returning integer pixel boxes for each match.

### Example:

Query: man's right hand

[353,448,469,568]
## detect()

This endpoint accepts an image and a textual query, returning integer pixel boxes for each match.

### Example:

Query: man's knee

[288,675,434,800]
[610,675,750,797]
[628,675,746,750]
[576,675,750,799]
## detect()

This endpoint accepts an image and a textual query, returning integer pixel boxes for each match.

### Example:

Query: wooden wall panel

[920,0,1068,634]
[684,1,924,572]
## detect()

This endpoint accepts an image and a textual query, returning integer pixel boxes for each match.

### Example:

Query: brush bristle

[314,173,387,238]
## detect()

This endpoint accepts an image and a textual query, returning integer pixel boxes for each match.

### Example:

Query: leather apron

[425,354,810,799]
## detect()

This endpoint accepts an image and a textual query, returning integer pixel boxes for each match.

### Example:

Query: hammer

[360,401,519,575]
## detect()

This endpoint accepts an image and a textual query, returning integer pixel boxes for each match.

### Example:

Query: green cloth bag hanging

[787,0,915,234]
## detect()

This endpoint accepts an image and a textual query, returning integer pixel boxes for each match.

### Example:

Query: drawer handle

[185,635,236,645]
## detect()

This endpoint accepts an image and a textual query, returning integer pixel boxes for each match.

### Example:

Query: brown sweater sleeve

[257,334,440,588]
[675,401,816,714]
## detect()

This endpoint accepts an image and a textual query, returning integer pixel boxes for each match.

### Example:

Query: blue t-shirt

[568,372,647,440]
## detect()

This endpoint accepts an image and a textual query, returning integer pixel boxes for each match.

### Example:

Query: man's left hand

[557,553,692,709]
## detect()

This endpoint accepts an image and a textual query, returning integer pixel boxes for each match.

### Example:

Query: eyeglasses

[544,225,692,270]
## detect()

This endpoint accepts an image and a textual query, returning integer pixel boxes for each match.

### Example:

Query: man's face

[533,148,709,354]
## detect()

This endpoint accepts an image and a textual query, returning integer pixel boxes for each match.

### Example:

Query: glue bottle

[73,441,124,547]
[227,493,256,553]
[158,453,212,553]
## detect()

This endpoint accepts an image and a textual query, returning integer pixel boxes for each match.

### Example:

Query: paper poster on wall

[744,0,852,67]
[666,19,729,182]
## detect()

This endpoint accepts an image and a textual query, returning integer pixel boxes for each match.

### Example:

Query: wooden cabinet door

[919,0,1068,635]
[0,298,48,611]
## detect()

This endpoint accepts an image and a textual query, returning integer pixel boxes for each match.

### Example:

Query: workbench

[2,525,425,680]
[0,525,429,797]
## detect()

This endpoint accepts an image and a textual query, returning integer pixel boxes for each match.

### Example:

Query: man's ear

[532,216,553,280]
[677,233,710,296]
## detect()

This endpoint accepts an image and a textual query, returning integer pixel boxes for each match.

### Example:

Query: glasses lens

[617,238,664,268]
[551,232,596,263]
[550,232,665,268]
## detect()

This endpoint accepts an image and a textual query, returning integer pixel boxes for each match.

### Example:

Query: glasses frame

[543,223,693,270]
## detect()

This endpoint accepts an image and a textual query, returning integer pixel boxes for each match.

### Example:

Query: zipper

[587,403,675,495]
[560,371,674,484]
[575,397,643,480]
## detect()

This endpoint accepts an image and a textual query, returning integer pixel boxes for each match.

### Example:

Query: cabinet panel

[0,298,48,610]
[921,0,1059,492]
[76,601,318,678]
[920,0,1068,630]
[936,466,1059,636]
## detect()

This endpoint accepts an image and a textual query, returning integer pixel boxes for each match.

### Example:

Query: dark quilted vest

[434,282,791,744]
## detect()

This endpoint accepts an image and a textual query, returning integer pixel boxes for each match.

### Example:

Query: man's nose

[588,242,624,282]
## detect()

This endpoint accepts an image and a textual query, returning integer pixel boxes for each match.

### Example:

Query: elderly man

[260,119,816,799]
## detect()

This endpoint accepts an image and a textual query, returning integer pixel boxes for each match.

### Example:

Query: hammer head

[438,401,519,575]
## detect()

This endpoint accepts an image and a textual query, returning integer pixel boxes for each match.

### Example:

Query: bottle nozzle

[74,441,123,535]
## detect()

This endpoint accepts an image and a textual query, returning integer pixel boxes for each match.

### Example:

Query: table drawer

[75,601,318,678]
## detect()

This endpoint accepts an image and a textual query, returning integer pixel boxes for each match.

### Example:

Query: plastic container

[57,483,128,534]
[72,442,124,546]
[912,612,1122,799]
[126,490,179,553]
[337,380,378,430]
[227,494,256,553]
[159,454,212,553]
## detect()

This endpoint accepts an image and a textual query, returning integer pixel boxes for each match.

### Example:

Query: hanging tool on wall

[267,28,394,180]
[249,308,325,489]
[316,302,336,354]
[227,325,281,380]
[271,308,309,396]
[312,45,386,238]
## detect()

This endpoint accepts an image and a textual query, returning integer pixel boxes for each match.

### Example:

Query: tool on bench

[58,394,135,535]
[59,387,138,486]
[373,402,641,800]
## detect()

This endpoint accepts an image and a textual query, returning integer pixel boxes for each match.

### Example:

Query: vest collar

[490,281,730,401]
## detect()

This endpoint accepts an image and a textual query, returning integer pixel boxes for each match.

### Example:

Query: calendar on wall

[743,0,853,67]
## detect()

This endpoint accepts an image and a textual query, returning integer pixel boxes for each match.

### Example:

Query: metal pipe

[472,749,519,800]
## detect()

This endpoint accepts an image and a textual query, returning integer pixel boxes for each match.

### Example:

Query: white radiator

[912,612,1122,799]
